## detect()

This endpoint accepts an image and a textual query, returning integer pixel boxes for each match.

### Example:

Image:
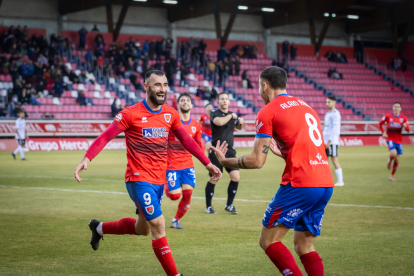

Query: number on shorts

[168,172,177,182]
[305,113,322,147]
[143,193,151,205]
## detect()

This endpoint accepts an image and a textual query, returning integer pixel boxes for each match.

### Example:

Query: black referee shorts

[208,148,239,177]
[325,144,338,157]
[17,139,26,146]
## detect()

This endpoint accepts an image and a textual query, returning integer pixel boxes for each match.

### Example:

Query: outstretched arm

[74,123,122,182]
[172,127,222,180]
[211,137,271,169]
[378,117,387,138]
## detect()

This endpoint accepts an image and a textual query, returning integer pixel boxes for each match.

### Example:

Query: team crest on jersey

[145,205,154,215]
[164,113,171,123]
[170,181,175,187]
[400,118,404,123]
[191,126,196,133]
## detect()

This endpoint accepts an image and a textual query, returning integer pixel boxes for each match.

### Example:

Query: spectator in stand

[142,40,149,54]
[57,32,66,55]
[217,60,226,84]
[234,55,241,76]
[77,90,87,106]
[41,112,54,119]
[223,57,231,77]
[129,73,144,91]
[22,26,29,42]
[243,43,251,59]
[13,103,22,117]
[228,56,234,76]
[91,24,99,32]
[0,104,8,117]
[208,59,216,80]
[37,53,48,65]
[290,43,297,60]
[180,64,188,87]
[328,68,342,79]
[155,38,164,61]
[69,70,79,84]
[180,42,188,60]
[341,52,347,63]
[390,58,395,70]
[30,90,41,106]
[141,52,150,77]
[78,26,88,50]
[149,39,156,60]
[282,40,289,61]
[242,70,253,88]
[111,98,121,117]
[165,37,174,60]
[164,59,175,86]
[217,46,228,62]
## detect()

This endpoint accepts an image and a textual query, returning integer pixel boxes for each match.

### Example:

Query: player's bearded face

[148,84,168,105]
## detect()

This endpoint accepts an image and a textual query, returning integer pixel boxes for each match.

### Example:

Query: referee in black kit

[205,92,244,214]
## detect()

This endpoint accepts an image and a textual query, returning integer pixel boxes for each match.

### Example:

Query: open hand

[210,140,228,163]
[74,157,90,183]
[269,138,282,157]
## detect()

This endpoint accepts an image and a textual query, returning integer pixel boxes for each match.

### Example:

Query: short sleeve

[210,110,218,125]
[255,108,273,138]
[170,109,182,131]
[112,108,132,132]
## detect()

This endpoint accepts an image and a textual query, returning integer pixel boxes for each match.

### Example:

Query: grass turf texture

[0,146,413,275]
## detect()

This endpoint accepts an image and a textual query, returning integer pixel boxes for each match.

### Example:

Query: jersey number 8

[305,113,322,147]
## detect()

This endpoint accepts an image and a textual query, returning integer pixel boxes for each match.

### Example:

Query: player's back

[257,94,334,187]
[167,119,202,170]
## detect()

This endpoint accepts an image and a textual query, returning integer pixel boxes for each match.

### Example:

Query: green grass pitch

[0,146,414,275]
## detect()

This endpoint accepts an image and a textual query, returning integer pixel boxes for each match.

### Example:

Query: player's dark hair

[393,102,402,107]
[328,96,337,101]
[205,103,213,107]
[145,70,165,83]
[217,92,229,101]
[177,92,192,102]
[259,66,287,90]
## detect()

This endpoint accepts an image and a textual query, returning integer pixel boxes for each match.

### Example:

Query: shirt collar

[142,99,162,114]
[181,119,191,125]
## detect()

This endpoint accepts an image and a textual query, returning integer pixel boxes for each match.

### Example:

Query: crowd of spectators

[390,57,408,71]
[327,68,343,79]
[325,51,348,63]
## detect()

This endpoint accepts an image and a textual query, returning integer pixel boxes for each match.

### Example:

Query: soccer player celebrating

[165,92,203,229]
[199,103,213,153]
[12,110,28,161]
[205,92,244,214]
[323,96,344,186]
[379,102,410,181]
[74,70,221,276]
[212,67,334,276]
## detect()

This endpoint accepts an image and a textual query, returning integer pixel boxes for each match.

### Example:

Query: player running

[205,92,244,214]
[379,102,410,181]
[212,66,334,276]
[12,110,28,161]
[199,103,213,153]
[74,70,221,276]
[323,96,344,186]
[165,92,203,229]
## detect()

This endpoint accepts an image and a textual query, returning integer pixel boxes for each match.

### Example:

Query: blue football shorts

[387,140,403,155]
[125,181,163,221]
[166,167,196,191]
[262,183,333,236]
[201,134,212,143]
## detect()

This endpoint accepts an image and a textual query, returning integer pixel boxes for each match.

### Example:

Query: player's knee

[293,241,314,256]
[169,192,181,201]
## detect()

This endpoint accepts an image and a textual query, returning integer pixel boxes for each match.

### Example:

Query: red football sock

[300,251,324,276]
[102,217,137,235]
[174,189,192,220]
[169,193,181,201]
[392,161,399,176]
[389,154,394,161]
[152,236,179,276]
[265,242,303,276]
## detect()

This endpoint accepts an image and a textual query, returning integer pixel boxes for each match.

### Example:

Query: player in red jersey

[199,103,213,153]
[211,67,334,276]
[378,102,410,181]
[165,92,203,229]
[74,70,222,276]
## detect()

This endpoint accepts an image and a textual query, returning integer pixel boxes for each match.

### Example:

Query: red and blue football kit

[379,113,409,155]
[167,119,202,191]
[256,94,334,235]
[199,113,212,143]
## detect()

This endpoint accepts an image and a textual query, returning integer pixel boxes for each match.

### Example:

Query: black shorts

[325,144,338,157]
[208,147,239,177]
[17,139,26,146]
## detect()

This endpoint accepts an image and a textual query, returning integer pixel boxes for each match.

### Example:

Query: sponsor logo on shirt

[164,113,171,123]
[310,153,328,165]
[115,113,122,122]
[389,122,401,128]
[191,126,196,133]
[142,127,168,138]
[145,205,154,215]
[142,117,147,123]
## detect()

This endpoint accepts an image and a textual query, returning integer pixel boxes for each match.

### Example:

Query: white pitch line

[0,175,413,210]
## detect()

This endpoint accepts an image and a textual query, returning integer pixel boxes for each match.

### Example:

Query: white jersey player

[12,110,28,161]
[323,96,343,186]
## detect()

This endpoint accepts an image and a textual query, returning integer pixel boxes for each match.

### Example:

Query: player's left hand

[210,140,228,163]
[206,163,222,181]
[325,141,331,149]
[238,117,244,125]
[74,157,90,183]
